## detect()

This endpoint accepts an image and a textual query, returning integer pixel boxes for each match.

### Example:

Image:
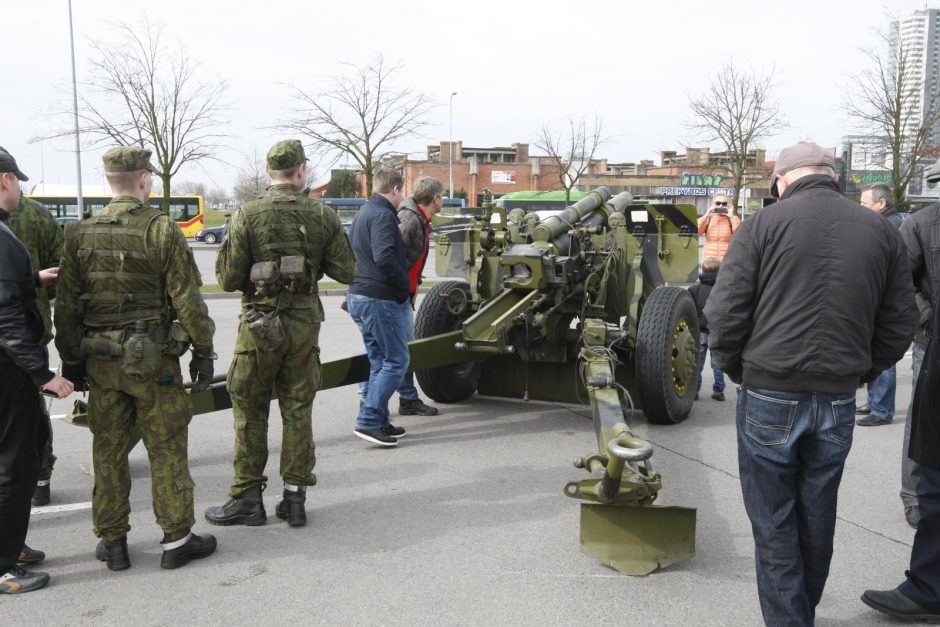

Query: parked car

[195,225,226,245]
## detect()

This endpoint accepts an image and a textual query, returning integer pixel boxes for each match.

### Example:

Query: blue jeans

[865,364,896,420]
[737,386,855,626]
[346,294,411,430]
[697,332,725,393]
[358,304,419,402]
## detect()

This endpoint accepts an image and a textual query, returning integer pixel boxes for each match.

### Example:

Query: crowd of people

[1,137,939,624]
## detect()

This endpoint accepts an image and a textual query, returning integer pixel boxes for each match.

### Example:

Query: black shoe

[275,488,307,527]
[906,505,922,529]
[204,498,266,526]
[711,392,725,401]
[399,398,439,416]
[354,427,398,447]
[95,537,130,571]
[862,588,940,622]
[856,404,871,415]
[160,533,217,569]
[31,481,50,507]
[383,423,406,438]
[856,415,892,427]
[0,566,50,594]
[694,393,699,401]
[17,544,45,565]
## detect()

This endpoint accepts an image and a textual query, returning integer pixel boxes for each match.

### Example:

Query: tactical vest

[74,201,166,328]
[241,188,323,311]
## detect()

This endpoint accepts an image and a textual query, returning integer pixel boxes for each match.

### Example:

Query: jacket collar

[780,175,840,200]
[699,270,718,285]
[369,192,397,213]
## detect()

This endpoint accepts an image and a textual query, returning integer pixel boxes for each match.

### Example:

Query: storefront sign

[491,171,516,184]
[660,187,736,197]
[680,172,724,187]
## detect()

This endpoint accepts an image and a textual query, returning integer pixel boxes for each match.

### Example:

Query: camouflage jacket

[6,196,63,346]
[55,196,215,362]
[216,184,355,321]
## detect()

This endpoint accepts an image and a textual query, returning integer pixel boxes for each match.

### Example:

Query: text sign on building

[660,187,736,197]
[680,172,723,187]
[491,171,517,184]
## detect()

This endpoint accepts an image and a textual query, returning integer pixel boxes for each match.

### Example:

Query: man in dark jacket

[898,162,940,528]
[688,256,725,401]
[347,169,411,447]
[357,175,442,417]
[0,147,73,594]
[705,141,917,626]
[861,280,940,621]
[856,183,904,427]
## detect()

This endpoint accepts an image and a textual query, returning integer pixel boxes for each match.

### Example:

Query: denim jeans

[865,364,896,420]
[737,386,855,626]
[358,304,419,403]
[347,294,411,430]
[902,343,926,509]
[697,331,726,394]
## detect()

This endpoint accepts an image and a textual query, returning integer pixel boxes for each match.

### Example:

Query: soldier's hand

[42,375,74,399]
[38,267,59,287]
[61,360,88,392]
[189,353,215,393]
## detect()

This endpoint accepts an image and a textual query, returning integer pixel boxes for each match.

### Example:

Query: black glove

[189,353,215,393]
[62,360,88,392]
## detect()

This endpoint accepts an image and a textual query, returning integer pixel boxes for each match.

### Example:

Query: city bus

[29,194,206,237]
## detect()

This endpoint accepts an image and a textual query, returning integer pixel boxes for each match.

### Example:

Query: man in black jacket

[898,162,940,528]
[688,256,725,401]
[347,169,411,447]
[705,141,917,625]
[0,148,73,593]
[861,276,940,621]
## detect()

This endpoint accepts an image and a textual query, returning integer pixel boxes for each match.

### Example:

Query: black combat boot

[204,497,266,526]
[95,537,130,571]
[275,486,306,527]
[160,532,217,569]
[32,480,50,507]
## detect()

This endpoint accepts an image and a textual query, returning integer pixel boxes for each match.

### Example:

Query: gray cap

[925,160,940,184]
[770,141,835,198]
[0,146,28,181]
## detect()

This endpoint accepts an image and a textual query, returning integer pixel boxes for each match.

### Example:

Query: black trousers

[901,464,940,611]
[0,364,46,574]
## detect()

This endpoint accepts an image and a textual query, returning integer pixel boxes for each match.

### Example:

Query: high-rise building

[895,8,940,146]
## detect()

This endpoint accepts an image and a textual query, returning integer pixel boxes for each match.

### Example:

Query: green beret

[102,146,157,173]
[267,140,307,170]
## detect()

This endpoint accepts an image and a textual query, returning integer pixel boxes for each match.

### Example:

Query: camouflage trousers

[227,309,320,499]
[87,355,195,542]
[38,398,56,481]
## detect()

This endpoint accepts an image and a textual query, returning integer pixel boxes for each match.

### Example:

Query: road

[9,295,917,625]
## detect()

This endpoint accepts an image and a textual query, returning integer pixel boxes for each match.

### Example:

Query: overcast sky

[1,0,932,194]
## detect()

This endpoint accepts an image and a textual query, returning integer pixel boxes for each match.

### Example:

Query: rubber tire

[204,232,217,245]
[635,286,699,425]
[414,281,481,403]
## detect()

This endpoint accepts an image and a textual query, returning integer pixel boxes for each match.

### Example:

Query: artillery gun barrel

[529,186,611,243]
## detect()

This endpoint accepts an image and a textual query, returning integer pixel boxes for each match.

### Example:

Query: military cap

[102,146,158,173]
[267,140,307,171]
[0,146,28,181]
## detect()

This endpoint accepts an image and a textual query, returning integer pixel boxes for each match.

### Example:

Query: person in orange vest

[698,194,741,261]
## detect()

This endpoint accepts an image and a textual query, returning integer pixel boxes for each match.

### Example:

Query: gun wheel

[635,286,699,425]
[414,281,481,403]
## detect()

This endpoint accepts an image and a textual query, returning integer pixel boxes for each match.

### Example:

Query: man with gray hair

[856,183,904,428]
[357,175,442,417]
[706,141,917,625]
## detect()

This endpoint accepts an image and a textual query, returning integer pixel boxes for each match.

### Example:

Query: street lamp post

[449,91,457,198]
[68,0,84,215]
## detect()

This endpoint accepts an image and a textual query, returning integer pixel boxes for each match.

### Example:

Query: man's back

[348,193,409,303]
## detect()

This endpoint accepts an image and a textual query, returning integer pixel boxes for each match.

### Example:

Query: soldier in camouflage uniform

[55,146,218,571]
[6,194,64,506]
[205,140,355,528]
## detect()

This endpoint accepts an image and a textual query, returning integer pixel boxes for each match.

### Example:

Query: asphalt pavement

[5,295,918,626]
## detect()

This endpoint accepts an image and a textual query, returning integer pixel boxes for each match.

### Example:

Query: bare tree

[171,180,207,197]
[687,64,785,211]
[231,149,271,207]
[205,187,230,209]
[45,20,228,211]
[534,116,605,204]
[279,55,434,196]
[845,21,940,210]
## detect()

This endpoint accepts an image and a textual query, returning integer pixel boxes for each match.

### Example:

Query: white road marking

[31,501,92,515]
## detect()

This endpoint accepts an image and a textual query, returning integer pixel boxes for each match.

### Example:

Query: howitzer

[66,186,701,575]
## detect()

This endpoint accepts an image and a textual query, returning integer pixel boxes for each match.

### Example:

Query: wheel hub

[670,318,697,394]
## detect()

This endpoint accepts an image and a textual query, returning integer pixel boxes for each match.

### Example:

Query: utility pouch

[250,261,281,296]
[246,308,286,351]
[121,321,162,378]
[280,255,309,293]
[162,320,191,358]
[80,330,125,360]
